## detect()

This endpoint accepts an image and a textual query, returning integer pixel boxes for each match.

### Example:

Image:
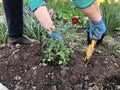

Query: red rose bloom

[72,18,79,24]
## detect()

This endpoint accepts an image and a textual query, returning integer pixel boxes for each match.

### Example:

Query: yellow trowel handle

[84,40,96,63]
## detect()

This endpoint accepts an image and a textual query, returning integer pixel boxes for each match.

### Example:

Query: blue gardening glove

[89,18,106,40]
[49,33,64,43]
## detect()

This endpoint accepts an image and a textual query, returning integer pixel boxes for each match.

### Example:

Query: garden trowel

[84,27,107,64]
[84,39,96,64]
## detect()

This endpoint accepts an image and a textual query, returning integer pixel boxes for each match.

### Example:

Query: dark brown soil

[0,42,120,90]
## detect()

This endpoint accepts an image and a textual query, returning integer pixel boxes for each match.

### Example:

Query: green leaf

[59,61,63,65]
[56,51,65,59]
[47,59,51,61]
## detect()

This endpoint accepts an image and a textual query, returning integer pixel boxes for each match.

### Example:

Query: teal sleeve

[72,0,95,9]
[28,0,46,12]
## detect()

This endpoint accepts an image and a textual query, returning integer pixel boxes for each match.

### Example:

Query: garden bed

[0,35,120,90]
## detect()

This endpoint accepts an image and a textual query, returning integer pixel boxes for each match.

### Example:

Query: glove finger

[93,28,103,39]
[49,33,64,43]
[88,24,94,40]
[96,32,106,45]
[87,31,92,45]
[87,26,93,44]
